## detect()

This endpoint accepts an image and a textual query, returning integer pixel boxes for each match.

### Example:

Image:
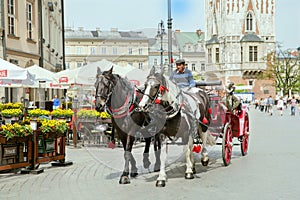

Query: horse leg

[153,133,161,172]
[156,138,167,187]
[143,137,151,169]
[119,134,137,184]
[184,135,195,179]
[200,130,209,166]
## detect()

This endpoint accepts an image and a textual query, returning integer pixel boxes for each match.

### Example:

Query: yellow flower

[0,123,33,139]
[1,108,23,117]
[28,109,50,118]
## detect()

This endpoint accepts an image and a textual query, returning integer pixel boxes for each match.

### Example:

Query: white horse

[138,67,215,187]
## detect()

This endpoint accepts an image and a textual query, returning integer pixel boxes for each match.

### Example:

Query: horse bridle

[144,76,166,104]
[95,74,115,105]
[96,74,137,118]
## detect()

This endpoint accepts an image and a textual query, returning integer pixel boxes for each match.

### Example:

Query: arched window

[246,13,253,31]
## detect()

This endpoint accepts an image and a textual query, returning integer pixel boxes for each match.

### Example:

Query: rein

[102,76,136,119]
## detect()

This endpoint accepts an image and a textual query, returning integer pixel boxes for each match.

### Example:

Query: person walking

[268,95,274,116]
[277,97,284,116]
[290,96,297,116]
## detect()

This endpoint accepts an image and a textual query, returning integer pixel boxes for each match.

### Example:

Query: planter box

[38,135,55,154]
[0,135,32,145]
[0,143,24,165]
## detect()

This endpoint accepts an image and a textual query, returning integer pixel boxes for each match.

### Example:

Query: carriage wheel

[222,123,232,166]
[241,113,249,156]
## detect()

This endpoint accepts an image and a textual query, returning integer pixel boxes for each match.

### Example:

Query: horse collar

[108,90,136,118]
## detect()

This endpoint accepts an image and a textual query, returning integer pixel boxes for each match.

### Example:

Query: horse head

[94,66,115,112]
[139,67,167,110]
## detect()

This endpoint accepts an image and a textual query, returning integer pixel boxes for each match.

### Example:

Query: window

[113,47,117,55]
[8,0,15,35]
[208,48,212,63]
[241,47,243,62]
[26,2,33,39]
[249,80,253,86]
[90,47,95,55]
[65,62,70,69]
[65,47,70,54]
[138,48,143,55]
[215,48,219,63]
[246,13,253,31]
[192,64,196,71]
[77,62,83,68]
[102,47,106,55]
[249,46,258,62]
[138,63,143,69]
[201,64,205,71]
[77,47,82,54]
[128,48,133,55]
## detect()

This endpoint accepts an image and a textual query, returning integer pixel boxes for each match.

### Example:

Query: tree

[261,45,300,97]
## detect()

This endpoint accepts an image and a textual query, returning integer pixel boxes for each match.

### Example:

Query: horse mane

[159,75,182,108]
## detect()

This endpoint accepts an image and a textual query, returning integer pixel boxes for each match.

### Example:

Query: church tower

[205,0,276,98]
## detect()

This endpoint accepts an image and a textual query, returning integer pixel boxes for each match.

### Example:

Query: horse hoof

[192,167,196,174]
[201,158,209,166]
[185,173,194,179]
[156,180,166,187]
[130,172,138,178]
[119,176,130,184]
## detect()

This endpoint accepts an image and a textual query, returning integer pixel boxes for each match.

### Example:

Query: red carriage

[197,81,250,166]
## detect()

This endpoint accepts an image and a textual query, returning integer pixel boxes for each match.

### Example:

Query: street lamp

[157,20,165,71]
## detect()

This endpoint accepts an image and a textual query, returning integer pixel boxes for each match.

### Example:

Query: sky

[64,0,300,49]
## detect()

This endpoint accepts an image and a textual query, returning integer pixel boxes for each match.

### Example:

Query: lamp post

[157,20,165,71]
[167,0,173,76]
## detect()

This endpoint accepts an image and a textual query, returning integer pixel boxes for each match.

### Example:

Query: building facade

[0,0,64,102]
[64,27,149,70]
[174,29,206,80]
[205,0,276,98]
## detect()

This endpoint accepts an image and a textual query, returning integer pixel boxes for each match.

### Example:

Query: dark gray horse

[94,67,162,184]
[138,67,215,187]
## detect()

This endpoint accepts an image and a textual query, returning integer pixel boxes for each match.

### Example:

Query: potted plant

[1,108,23,123]
[51,109,74,120]
[0,123,33,143]
[2,102,23,110]
[27,108,50,119]
[39,119,69,138]
[77,109,101,119]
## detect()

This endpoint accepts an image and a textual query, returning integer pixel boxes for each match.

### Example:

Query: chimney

[111,28,118,32]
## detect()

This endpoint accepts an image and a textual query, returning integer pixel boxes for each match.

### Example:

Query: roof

[240,33,263,42]
[206,35,219,44]
[65,28,148,40]
[174,32,205,51]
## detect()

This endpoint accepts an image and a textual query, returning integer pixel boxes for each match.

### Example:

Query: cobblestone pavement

[0,106,300,200]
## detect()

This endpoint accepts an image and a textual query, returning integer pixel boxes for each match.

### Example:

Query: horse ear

[97,67,102,75]
[149,66,155,76]
[108,66,113,74]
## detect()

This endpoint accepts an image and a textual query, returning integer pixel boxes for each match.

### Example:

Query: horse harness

[96,74,138,119]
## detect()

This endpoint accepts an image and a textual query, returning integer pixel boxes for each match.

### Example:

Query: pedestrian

[52,95,60,110]
[277,97,284,116]
[170,59,196,89]
[264,97,269,113]
[268,95,274,116]
[290,96,297,116]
